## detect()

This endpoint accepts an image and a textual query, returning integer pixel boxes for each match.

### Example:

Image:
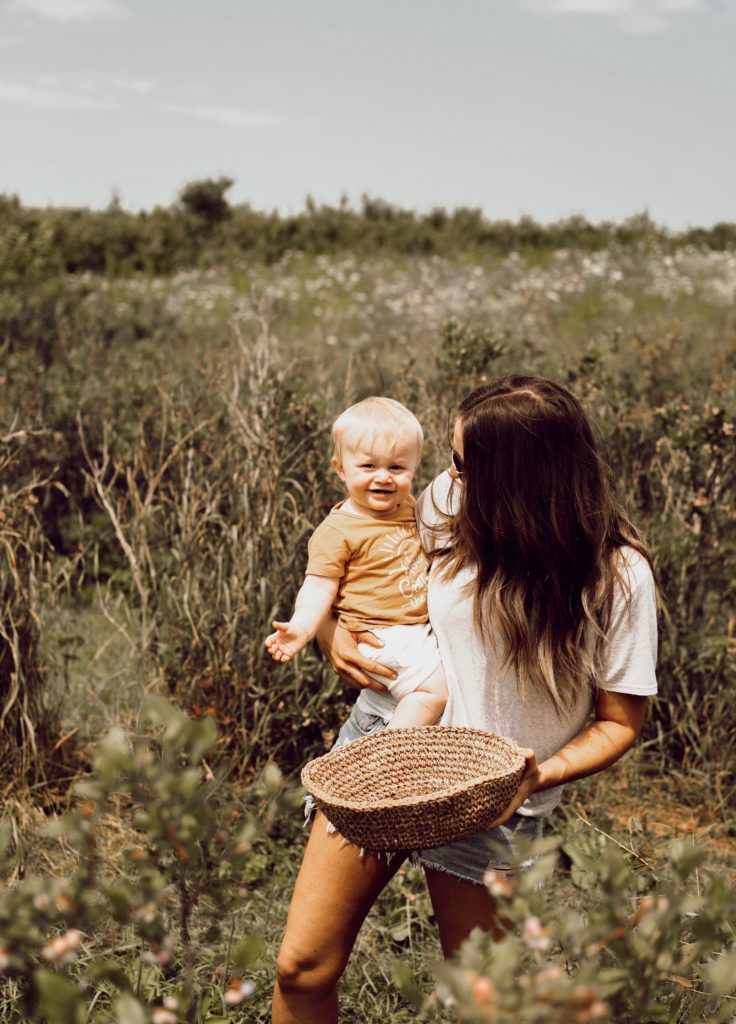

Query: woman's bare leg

[272,811,406,1024]
[424,867,506,957]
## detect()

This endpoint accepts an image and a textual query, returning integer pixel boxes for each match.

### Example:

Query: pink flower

[588,1000,610,1020]
[41,929,83,962]
[152,1009,177,1024]
[224,979,256,1005]
[536,966,564,985]
[470,974,495,1008]
[132,901,158,924]
[522,916,551,952]
[483,868,515,899]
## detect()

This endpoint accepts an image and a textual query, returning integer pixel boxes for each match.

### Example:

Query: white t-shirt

[357,470,658,818]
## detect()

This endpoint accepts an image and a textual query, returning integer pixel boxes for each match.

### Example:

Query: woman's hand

[488,748,539,827]
[314,617,397,692]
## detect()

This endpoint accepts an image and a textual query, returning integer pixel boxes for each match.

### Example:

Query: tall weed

[2,250,734,803]
[75,307,348,774]
[0,427,64,791]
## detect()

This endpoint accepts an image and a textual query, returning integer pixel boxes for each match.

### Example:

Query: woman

[271,375,658,1024]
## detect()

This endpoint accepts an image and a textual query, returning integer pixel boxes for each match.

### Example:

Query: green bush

[2,245,734,798]
[2,186,734,283]
[408,830,736,1023]
[0,698,298,1022]
[3,703,734,1023]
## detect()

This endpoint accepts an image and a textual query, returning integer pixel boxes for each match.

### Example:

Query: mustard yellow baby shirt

[305,499,429,631]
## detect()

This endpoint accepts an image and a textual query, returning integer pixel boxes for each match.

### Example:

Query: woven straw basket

[301,726,526,852]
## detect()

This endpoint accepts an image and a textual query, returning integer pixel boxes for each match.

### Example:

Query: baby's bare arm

[265,575,339,662]
[290,575,340,639]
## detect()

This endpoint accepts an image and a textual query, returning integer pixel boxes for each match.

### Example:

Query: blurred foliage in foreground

[403,829,736,1023]
[0,699,299,1023]
[1,701,734,1023]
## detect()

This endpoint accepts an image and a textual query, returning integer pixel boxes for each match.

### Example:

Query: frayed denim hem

[303,793,402,862]
[412,854,488,887]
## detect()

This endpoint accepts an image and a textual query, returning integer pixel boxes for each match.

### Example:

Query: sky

[1,0,735,229]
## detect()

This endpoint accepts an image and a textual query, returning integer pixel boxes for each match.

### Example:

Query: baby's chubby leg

[387,664,447,730]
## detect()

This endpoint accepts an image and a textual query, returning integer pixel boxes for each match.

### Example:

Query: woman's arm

[490,690,648,827]
[314,617,397,693]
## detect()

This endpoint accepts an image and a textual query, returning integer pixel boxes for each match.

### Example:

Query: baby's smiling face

[331,431,420,518]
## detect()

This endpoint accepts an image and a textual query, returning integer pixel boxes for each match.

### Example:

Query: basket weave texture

[301,725,526,852]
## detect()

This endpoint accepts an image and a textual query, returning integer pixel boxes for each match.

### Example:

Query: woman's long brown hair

[434,375,653,714]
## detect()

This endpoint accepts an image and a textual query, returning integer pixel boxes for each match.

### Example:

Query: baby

[265,397,447,730]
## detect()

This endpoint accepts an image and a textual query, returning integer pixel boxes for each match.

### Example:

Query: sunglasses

[451,448,464,476]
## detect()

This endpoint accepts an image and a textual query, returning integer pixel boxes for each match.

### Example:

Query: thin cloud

[113,77,156,94]
[0,77,114,109]
[8,0,128,21]
[515,0,711,33]
[162,102,287,128]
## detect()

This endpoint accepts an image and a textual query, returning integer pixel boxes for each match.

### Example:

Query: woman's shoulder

[608,545,658,632]
[612,545,655,593]
[602,545,658,693]
[415,470,457,546]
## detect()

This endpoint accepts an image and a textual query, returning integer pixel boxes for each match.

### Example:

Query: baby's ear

[331,455,345,480]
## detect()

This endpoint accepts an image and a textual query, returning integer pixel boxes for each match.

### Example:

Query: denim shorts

[306,704,544,887]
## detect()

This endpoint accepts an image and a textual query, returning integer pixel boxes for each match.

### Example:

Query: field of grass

[1,233,735,1021]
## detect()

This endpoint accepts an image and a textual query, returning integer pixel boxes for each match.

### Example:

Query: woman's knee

[275,943,345,998]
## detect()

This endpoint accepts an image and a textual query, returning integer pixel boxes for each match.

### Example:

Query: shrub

[0,698,298,1022]
[74,312,348,774]
[2,186,734,283]
[394,830,736,1022]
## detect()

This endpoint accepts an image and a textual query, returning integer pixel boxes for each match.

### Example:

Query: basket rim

[301,725,527,813]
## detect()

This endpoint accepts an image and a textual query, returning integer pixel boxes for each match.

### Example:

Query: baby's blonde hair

[332,397,423,461]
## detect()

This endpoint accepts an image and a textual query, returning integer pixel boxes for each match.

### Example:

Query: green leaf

[390,921,411,941]
[113,993,148,1024]
[243,852,268,883]
[73,780,104,803]
[106,881,132,922]
[596,967,632,997]
[141,695,184,729]
[94,727,134,785]
[189,715,219,762]
[562,839,599,873]
[34,969,85,1024]
[391,959,424,1009]
[669,840,706,878]
[262,762,283,796]
[232,931,263,968]
[640,999,672,1022]
[702,949,736,995]
[88,960,133,991]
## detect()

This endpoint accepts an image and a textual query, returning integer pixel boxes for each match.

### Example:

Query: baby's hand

[265,621,309,663]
